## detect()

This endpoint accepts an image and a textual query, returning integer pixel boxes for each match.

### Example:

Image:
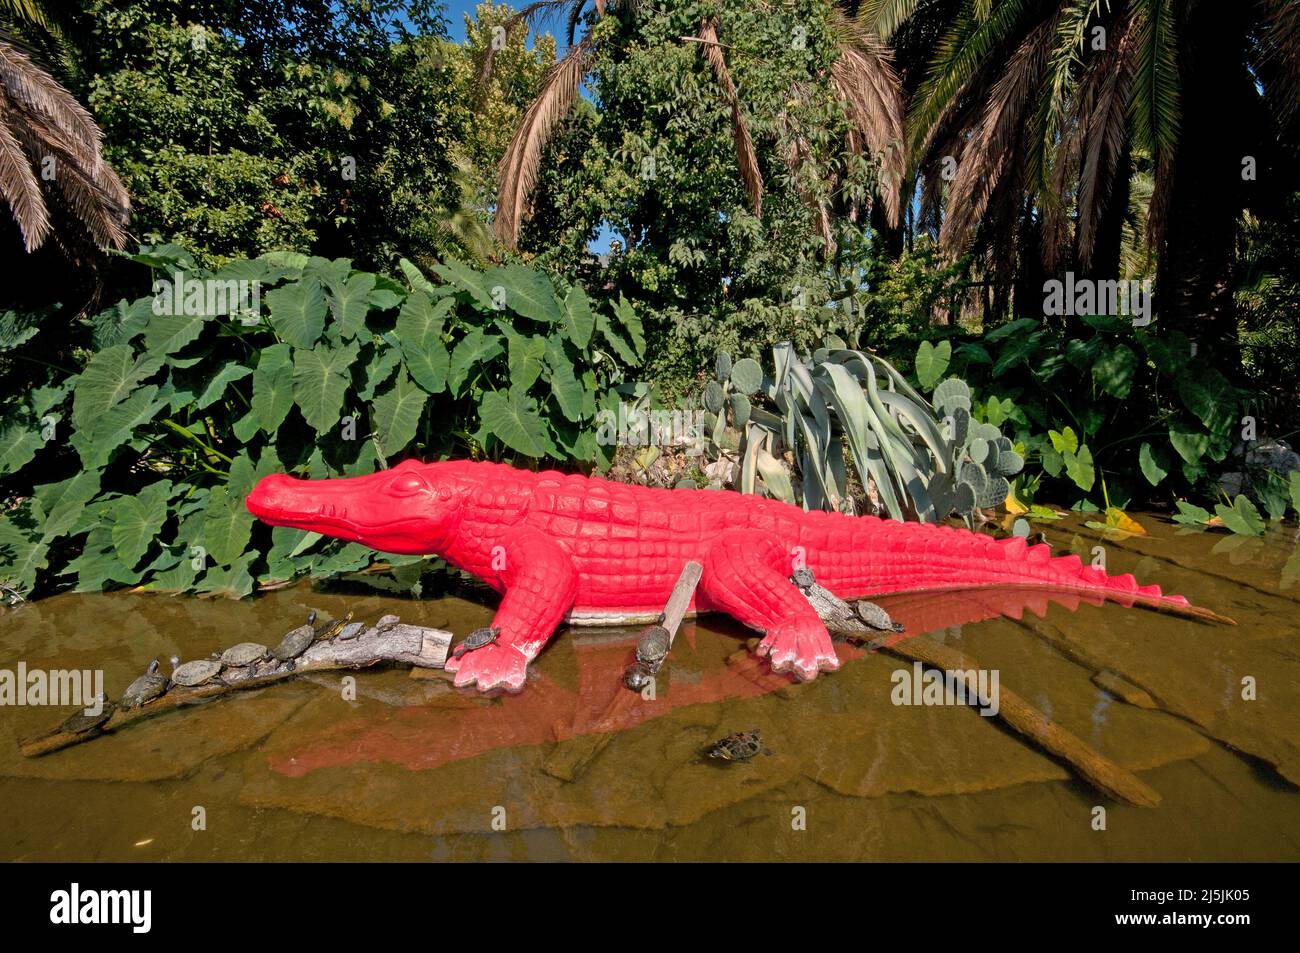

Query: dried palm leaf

[494,37,591,247]
[698,17,763,218]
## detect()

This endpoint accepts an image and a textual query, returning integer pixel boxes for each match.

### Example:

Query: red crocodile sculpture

[246,459,1221,693]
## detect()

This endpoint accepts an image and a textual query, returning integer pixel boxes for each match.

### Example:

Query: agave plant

[699,341,1022,525]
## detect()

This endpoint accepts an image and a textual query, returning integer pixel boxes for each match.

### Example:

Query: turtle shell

[62,699,115,733]
[855,600,902,632]
[121,663,168,708]
[709,729,767,761]
[336,621,366,641]
[453,626,499,657]
[375,614,400,630]
[635,626,671,664]
[315,611,355,640]
[172,659,223,687]
[221,642,268,666]
[271,624,315,661]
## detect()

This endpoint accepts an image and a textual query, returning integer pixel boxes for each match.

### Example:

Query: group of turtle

[57,609,396,736]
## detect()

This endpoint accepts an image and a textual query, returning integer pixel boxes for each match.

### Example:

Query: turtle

[61,694,115,734]
[623,661,655,692]
[854,599,905,633]
[336,621,366,641]
[707,728,772,763]
[791,568,817,590]
[270,623,316,663]
[120,659,168,708]
[375,614,400,631]
[451,626,500,659]
[314,610,355,642]
[170,656,224,688]
[220,642,268,667]
[635,625,671,667]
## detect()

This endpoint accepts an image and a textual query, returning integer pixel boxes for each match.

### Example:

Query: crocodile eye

[389,473,428,497]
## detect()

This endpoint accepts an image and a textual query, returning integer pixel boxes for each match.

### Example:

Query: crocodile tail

[840,518,1234,625]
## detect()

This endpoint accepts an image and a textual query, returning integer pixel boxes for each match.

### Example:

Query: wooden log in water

[19,621,450,758]
[542,561,702,782]
[797,582,1162,808]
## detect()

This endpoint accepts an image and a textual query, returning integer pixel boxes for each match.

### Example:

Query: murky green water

[2,513,1298,861]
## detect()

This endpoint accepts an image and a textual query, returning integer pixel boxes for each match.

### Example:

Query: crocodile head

[245,459,461,555]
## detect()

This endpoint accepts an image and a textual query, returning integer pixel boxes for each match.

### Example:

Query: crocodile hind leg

[445,527,577,692]
[700,529,840,681]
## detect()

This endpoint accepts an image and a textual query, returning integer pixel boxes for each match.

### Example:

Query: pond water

[2,513,1298,861]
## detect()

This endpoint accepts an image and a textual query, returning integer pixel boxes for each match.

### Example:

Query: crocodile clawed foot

[756,621,840,681]
[445,641,530,693]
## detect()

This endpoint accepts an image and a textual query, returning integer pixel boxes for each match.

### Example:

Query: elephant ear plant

[699,341,1022,525]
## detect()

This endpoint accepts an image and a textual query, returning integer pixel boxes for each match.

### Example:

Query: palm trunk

[1154,3,1250,369]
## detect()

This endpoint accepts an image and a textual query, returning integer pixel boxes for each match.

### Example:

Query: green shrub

[0,245,643,598]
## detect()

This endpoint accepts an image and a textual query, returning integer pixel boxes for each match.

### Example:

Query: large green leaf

[326,272,376,339]
[0,518,48,591]
[478,390,556,457]
[252,343,294,433]
[0,424,43,475]
[34,471,100,541]
[371,370,427,457]
[563,285,596,349]
[111,481,172,570]
[266,277,327,348]
[1091,343,1138,398]
[595,312,637,364]
[72,345,163,431]
[448,328,504,394]
[433,259,498,310]
[72,385,165,468]
[196,361,252,410]
[1138,441,1167,486]
[396,292,451,393]
[292,342,358,432]
[1063,445,1095,491]
[544,337,585,422]
[204,485,255,566]
[614,293,646,358]
[502,326,547,393]
[914,340,952,390]
[495,263,562,323]
[1215,495,1265,536]
[1168,426,1210,464]
[144,312,206,355]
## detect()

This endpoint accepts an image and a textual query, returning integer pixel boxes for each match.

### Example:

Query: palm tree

[0,3,129,255]
[869,0,1298,355]
[483,0,905,252]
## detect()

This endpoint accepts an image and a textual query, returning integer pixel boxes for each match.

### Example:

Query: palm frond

[698,17,763,218]
[829,9,906,227]
[1073,10,1138,267]
[1129,0,1180,163]
[858,0,922,42]
[909,0,1032,156]
[1256,0,1300,123]
[0,94,46,250]
[939,13,1055,257]
[494,37,591,248]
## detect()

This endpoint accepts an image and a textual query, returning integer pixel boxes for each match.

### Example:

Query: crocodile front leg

[700,529,840,681]
[445,527,577,692]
